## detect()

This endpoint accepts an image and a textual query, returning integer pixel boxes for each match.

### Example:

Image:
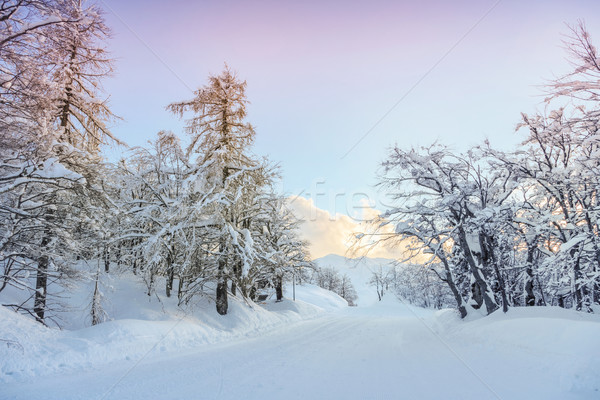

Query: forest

[1,0,600,328]
[0,0,313,326]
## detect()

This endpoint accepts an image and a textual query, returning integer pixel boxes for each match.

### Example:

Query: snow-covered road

[5,302,595,400]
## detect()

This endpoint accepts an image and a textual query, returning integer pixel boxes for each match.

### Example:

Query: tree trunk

[231,258,244,297]
[230,279,237,297]
[34,255,48,324]
[0,259,13,293]
[482,234,509,313]
[573,252,583,310]
[522,242,536,306]
[177,276,184,301]
[166,266,174,298]
[216,244,228,315]
[216,278,228,315]
[34,226,52,324]
[471,281,483,309]
[59,46,76,144]
[275,275,283,302]
[524,267,535,307]
[147,273,154,297]
[439,260,467,318]
[166,242,176,298]
[494,264,509,313]
[216,165,230,315]
[91,268,103,326]
[457,227,498,314]
[116,246,121,267]
[104,245,110,273]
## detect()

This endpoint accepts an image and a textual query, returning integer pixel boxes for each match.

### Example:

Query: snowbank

[3,267,599,399]
[428,306,600,396]
[0,274,346,383]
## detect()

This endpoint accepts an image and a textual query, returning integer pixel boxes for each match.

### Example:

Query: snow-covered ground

[0,273,346,382]
[2,268,599,399]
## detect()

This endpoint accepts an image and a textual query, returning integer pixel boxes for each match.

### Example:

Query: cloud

[286,196,407,260]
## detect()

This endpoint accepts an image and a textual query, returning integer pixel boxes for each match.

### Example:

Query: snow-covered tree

[117,131,190,297]
[167,66,267,315]
[338,273,358,306]
[314,266,342,293]
[492,108,600,310]
[47,0,119,152]
[367,23,600,316]
[313,265,356,306]
[372,144,513,316]
[368,265,393,302]
[252,195,309,301]
[547,21,600,104]
[0,0,120,324]
[390,263,454,309]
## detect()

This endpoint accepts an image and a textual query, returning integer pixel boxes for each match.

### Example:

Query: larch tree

[34,0,119,323]
[167,66,260,315]
[48,0,119,151]
[0,0,77,323]
[0,0,120,324]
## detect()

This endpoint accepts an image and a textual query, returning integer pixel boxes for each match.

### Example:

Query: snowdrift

[429,306,600,396]
[0,273,346,382]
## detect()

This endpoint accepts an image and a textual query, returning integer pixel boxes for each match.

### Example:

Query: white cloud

[286,196,407,260]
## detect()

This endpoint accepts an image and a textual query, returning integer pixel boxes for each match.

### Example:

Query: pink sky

[101,0,600,254]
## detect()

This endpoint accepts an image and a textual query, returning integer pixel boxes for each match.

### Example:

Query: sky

[98,0,600,258]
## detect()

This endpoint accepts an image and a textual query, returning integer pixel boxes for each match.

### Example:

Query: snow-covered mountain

[314,254,397,306]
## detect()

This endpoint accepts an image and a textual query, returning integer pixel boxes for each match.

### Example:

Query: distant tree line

[367,264,454,309]
[311,265,357,306]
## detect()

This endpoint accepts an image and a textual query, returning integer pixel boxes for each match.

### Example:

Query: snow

[1,269,599,400]
[0,274,345,381]
[314,253,396,305]
[465,232,482,254]
[37,158,83,180]
[560,234,588,252]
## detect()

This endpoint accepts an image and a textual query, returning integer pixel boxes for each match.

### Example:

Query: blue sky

[100,0,600,220]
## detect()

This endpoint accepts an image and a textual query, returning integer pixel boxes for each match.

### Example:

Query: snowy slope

[3,302,599,400]
[314,253,396,305]
[430,306,600,398]
[2,266,600,400]
[0,272,346,382]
